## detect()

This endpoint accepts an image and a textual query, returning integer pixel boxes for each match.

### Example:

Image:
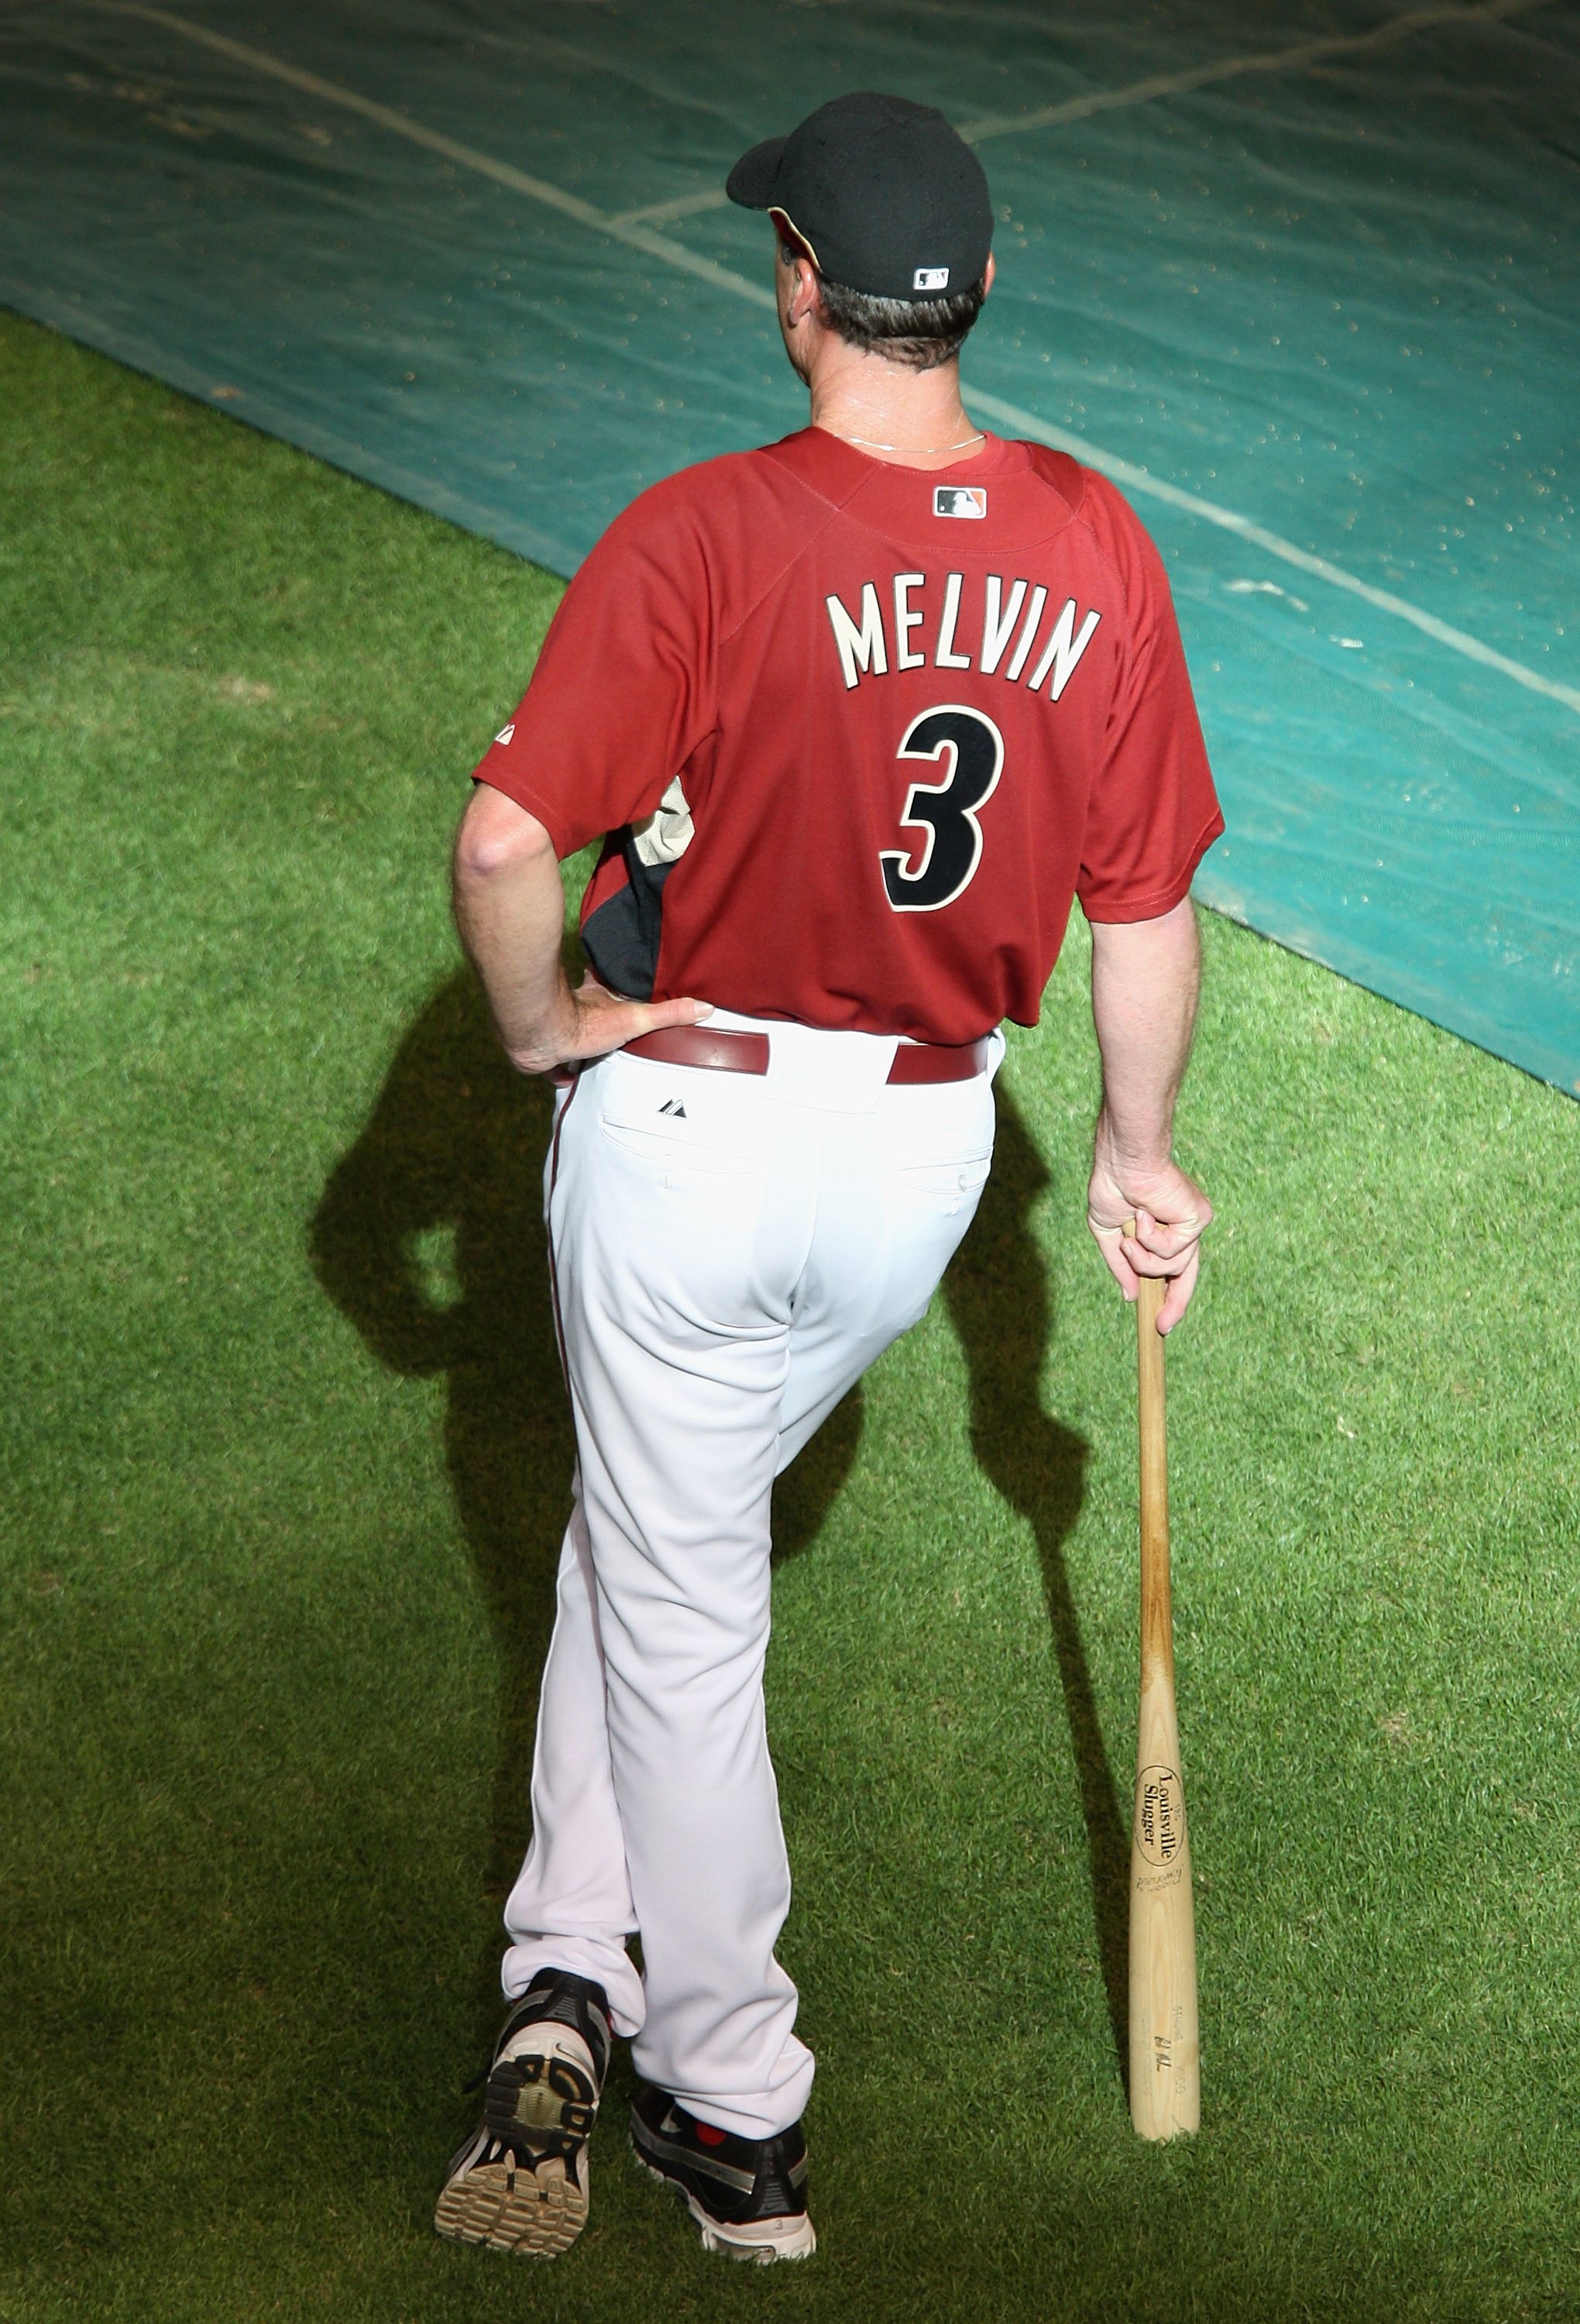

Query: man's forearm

[452,796,574,1071]
[1085,898,1211,1332]
[1089,899,1200,1168]
[452,781,710,1075]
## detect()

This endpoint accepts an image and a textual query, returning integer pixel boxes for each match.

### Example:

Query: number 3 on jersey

[879,705,1004,913]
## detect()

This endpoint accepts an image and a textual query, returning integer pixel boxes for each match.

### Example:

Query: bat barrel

[1128,1673,1200,2137]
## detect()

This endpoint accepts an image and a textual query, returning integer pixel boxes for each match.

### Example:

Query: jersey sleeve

[1075,481,1224,923]
[469,485,717,858]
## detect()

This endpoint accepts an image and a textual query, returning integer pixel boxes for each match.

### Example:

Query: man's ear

[982,251,997,299]
[771,210,823,324]
[789,255,822,328]
[771,229,822,332]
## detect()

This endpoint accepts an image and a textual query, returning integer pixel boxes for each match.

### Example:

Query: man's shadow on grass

[943,1093,1131,2083]
[308,969,860,2044]
[311,972,1125,2080]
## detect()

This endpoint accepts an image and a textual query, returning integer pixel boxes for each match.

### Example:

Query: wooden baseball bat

[1128,1262,1200,2139]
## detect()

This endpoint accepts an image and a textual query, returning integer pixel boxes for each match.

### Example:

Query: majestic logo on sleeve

[824,574,1101,700]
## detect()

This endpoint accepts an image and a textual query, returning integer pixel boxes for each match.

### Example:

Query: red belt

[620,1026,991,1082]
[551,1026,991,1085]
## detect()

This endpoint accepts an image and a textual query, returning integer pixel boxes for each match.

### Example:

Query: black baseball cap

[726,92,992,304]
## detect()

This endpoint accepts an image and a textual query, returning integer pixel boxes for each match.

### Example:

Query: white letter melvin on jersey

[825,574,1101,699]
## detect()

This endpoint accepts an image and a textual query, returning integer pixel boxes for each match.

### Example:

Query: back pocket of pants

[893,1153,992,1218]
[596,1116,753,1177]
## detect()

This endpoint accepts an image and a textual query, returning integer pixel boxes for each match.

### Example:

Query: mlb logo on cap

[913,266,950,291]
[933,486,987,519]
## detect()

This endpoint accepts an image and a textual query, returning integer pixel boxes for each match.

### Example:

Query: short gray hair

[780,240,986,371]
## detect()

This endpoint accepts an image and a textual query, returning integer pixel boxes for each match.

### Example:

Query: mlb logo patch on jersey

[933,486,987,520]
[913,266,950,291]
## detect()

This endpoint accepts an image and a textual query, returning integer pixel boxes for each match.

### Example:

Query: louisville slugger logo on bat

[1134,1765,1183,1865]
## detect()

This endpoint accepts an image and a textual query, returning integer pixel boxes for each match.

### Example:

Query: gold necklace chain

[832,428,987,456]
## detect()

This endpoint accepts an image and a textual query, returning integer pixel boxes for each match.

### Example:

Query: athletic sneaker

[433,1968,611,2257]
[629,2085,816,2263]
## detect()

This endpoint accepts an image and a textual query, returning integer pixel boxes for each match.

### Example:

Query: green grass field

[2,308,1578,2324]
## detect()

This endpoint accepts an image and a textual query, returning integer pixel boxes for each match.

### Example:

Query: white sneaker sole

[434,2024,599,2258]
[434,2146,588,2257]
[630,2140,816,2264]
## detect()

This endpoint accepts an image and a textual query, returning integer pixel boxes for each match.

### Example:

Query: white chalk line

[617,186,739,229]
[967,394,1580,716]
[98,4,780,311]
[612,0,1553,228]
[91,1,1577,717]
[955,0,1553,140]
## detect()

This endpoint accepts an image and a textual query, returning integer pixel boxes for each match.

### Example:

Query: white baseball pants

[500,1012,1000,2138]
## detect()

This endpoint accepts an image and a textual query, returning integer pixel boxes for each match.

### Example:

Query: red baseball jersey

[472,428,1222,1046]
